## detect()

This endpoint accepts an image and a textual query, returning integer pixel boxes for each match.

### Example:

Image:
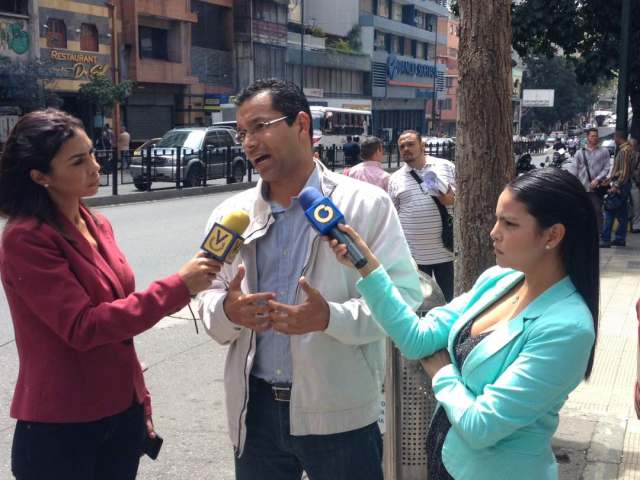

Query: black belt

[253,376,292,402]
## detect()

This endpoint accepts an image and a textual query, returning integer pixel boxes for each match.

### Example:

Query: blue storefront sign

[387,55,437,81]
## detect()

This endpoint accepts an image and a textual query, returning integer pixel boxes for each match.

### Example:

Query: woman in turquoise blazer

[327,168,598,479]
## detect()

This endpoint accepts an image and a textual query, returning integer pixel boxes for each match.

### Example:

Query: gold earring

[545,245,551,250]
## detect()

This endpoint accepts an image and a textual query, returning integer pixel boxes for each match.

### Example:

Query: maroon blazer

[0,205,191,422]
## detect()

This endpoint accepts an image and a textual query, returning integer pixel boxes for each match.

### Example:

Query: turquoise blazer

[357,265,595,480]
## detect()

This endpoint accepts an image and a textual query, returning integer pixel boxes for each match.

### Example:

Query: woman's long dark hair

[0,109,84,226]
[508,168,599,379]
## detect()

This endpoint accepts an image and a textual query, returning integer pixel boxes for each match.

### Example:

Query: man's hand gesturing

[223,266,276,333]
[268,277,330,335]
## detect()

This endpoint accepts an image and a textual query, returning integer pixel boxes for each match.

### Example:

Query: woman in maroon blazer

[0,109,221,480]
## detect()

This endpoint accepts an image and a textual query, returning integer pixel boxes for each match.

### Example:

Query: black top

[426,320,491,480]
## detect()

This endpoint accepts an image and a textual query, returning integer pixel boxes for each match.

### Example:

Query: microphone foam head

[220,210,250,235]
[299,186,323,210]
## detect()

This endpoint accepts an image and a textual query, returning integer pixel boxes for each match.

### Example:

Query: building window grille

[0,0,28,15]
[46,18,67,48]
[139,26,168,60]
[80,23,99,52]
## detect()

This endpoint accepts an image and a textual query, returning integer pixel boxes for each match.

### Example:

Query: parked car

[212,120,238,131]
[128,127,246,190]
[133,137,161,157]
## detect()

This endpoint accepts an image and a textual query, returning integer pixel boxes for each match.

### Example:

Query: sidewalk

[553,231,640,479]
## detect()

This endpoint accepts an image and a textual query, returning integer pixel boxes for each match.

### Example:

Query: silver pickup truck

[129,127,246,190]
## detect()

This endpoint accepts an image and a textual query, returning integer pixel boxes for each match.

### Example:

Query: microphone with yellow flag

[201,210,250,263]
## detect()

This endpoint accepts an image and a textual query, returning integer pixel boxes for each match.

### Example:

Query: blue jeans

[11,402,145,480]
[235,376,383,480]
[602,184,631,243]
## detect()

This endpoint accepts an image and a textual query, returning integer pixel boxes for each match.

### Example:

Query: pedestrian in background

[118,125,131,170]
[564,127,611,232]
[0,109,221,480]
[327,167,598,480]
[628,137,640,233]
[600,130,634,248]
[389,130,455,301]
[343,135,360,167]
[343,136,390,192]
[196,79,422,480]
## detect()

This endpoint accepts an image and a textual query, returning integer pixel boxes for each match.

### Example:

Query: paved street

[2,190,640,479]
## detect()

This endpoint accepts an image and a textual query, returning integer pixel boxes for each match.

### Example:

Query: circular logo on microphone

[313,204,334,224]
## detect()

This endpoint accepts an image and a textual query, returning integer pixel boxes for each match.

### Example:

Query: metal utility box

[384,271,446,480]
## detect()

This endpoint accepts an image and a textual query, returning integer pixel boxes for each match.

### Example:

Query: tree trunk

[455,0,515,294]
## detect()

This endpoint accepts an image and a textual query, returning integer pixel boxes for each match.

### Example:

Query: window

[411,39,417,58]
[46,18,67,48]
[139,26,168,60]
[192,1,231,50]
[415,12,427,30]
[445,76,454,88]
[438,98,452,111]
[80,23,98,52]
[359,0,373,14]
[391,2,402,21]
[374,30,386,51]
[254,1,287,24]
[377,0,389,18]
[0,0,28,15]
[416,42,424,59]
[391,35,400,54]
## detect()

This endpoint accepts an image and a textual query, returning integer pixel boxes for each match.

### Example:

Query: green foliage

[513,0,640,136]
[346,25,362,52]
[327,25,362,54]
[306,26,325,38]
[451,0,639,136]
[0,57,54,110]
[78,73,133,116]
[521,56,599,133]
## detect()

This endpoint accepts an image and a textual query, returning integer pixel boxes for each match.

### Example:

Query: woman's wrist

[357,258,381,278]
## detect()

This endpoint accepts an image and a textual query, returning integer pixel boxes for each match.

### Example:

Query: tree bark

[455,0,515,294]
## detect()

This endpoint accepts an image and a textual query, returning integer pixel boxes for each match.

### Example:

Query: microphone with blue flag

[299,187,368,269]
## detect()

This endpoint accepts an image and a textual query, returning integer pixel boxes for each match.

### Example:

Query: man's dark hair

[346,135,352,142]
[234,79,312,141]
[360,136,383,160]
[398,129,422,144]
[614,129,628,142]
[586,128,598,136]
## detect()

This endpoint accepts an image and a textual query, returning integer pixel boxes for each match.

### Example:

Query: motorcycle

[516,153,535,175]
[551,148,570,168]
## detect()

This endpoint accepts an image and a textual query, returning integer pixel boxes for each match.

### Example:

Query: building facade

[37,0,113,135]
[0,0,39,62]
[426,14,457,137]
[360,0,448,140]
[286,0,371,111]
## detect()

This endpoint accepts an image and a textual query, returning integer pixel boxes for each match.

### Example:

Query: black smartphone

[141,433,163,460]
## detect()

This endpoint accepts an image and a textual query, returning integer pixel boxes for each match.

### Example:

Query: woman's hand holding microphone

[178,252,222,296]
[326,224,381,277]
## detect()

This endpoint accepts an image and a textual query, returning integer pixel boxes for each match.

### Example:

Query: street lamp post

[300,0,305,90]
[106,0,119,195]
[616,0,631,134]
[430,16,439,135]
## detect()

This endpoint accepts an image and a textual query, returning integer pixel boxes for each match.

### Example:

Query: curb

[85,181,257,207]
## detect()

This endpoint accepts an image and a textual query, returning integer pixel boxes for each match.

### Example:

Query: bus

[310,106,372,146]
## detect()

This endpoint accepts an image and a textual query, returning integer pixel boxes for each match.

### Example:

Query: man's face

[236,91,307,183]
[587,131,599,147]
[398,133,424,167]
